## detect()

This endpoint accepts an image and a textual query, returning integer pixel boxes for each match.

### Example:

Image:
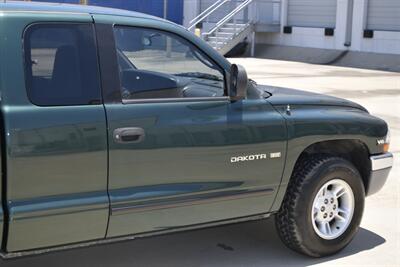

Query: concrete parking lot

[1,58,399,267]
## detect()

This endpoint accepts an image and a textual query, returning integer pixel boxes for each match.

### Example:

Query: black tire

[275,155,365,257]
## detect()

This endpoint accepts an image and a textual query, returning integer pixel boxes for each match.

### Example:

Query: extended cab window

[24,24,101,106]
[114,26,225,100]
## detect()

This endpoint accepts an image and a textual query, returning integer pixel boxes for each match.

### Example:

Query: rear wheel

[275,155,365,257]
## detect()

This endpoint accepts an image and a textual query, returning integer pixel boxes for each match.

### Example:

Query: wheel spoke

[320,222,332,235]
[335,213,346,221]
[338,208,349,218]
[334,185,346,198]
[313,207,319,218]
[321,186,327,196]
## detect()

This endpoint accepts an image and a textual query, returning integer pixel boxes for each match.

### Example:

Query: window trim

[113,24,229,104]
[22,22,103,107]
[122,96,230,105]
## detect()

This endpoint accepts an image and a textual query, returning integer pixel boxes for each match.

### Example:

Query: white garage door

[287,0,337,28]
[367,0,400,31]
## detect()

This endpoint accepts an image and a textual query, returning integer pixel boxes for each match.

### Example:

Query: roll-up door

[287,0,337,28]
[367,0,400,31]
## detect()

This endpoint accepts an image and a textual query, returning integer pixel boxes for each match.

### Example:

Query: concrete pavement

[1,58,398,267]
[253,45,400,72]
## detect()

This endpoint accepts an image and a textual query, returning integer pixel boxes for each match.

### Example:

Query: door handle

[114,127,145,144]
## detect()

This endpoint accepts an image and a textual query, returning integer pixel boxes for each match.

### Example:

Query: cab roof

[0,1,162,20]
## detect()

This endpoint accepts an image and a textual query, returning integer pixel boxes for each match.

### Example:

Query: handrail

[203,0,254,37]
[189,0,224,25]
[188,0,230,30]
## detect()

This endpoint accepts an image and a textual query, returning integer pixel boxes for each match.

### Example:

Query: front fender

[269,105,388,212]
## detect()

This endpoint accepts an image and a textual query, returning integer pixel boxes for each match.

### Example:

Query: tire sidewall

[296,158,365,256]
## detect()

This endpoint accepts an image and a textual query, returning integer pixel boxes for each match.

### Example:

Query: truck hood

[260,85,368,112]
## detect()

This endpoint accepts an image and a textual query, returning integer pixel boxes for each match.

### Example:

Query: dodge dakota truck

[0,1,393,259]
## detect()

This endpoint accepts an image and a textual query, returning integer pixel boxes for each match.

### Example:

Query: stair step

[208,36,231,41]
[210,45,224,50]
[215,32,234,35]
[214,32,238,38]
[224,23,247,27]
[207,41,228,46]
[219,26,247,32]
[220,26,246,30]
[219,28,240,33]
[208,39,228,43]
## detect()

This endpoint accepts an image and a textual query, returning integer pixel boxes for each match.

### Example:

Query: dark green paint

[0,2,389,255]
[265,86,368,112]
[103,99,286,237]
[265,88,387,211]
[0,12,109,252]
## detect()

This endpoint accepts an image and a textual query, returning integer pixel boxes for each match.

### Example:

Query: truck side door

[94,16,287,238]
[1,14,109,252]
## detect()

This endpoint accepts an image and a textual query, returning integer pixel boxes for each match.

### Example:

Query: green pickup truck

[0,1,393,259]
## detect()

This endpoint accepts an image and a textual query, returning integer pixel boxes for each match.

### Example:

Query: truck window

[114,26,225,100]
[24,24,101,106]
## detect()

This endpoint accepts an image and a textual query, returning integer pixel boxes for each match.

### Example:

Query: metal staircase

[207,23,254,54]
[188,0,256,55]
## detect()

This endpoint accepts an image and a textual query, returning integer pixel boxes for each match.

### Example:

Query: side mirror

[229,64,248,101]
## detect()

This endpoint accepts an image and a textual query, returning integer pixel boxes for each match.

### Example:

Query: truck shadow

[0,217,385,267]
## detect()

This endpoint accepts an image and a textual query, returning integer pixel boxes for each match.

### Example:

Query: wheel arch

[271,139,372,212]
[297,139,371,192]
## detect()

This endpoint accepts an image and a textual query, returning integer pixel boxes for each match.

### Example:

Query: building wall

[256,0,400,55]
[183,0,200,28]
[29,0,399,54]
[351,0,400,54]
[30,0,184,25]
[31,0,79,3]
